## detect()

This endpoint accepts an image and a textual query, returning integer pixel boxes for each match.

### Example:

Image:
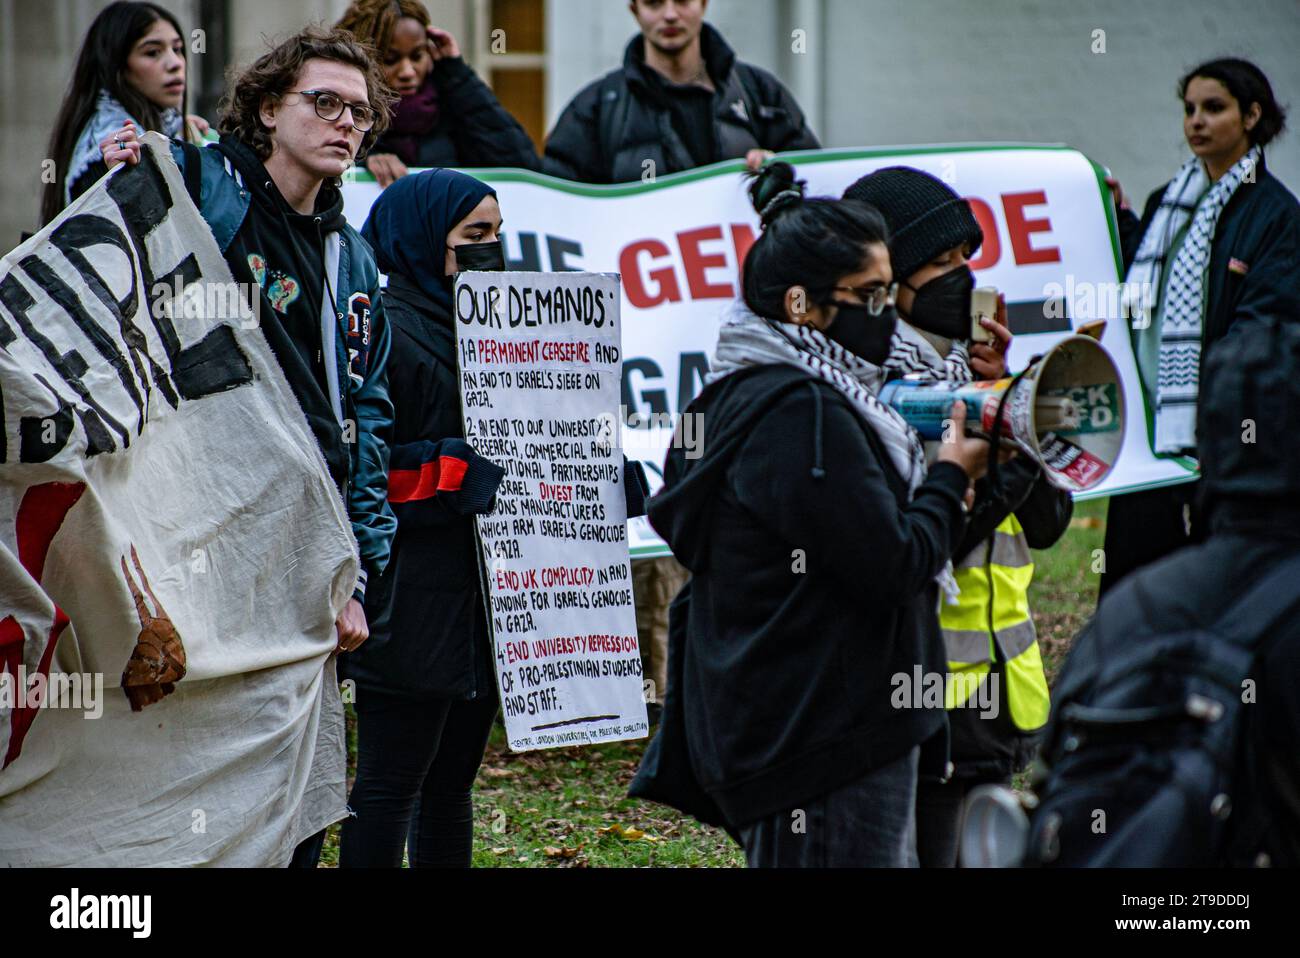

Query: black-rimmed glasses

[288,89,377,131]
[832,281,898,316]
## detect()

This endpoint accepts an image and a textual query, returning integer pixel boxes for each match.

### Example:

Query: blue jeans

[738,746,921,867]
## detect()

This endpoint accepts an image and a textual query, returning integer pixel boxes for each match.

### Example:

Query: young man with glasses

[105,27,399,867]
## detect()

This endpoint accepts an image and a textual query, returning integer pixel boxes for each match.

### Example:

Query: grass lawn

[320,497,1108,868]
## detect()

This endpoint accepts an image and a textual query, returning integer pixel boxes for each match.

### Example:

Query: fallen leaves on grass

[596,823,661,843]
[543,845,583,859]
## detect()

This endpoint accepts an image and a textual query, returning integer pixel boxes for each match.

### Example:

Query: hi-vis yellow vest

[940,513,1050,732]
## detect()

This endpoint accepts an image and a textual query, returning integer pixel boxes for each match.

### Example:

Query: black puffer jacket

[367,57,540,170]
[643,363,967,826]
[543,24,819,184]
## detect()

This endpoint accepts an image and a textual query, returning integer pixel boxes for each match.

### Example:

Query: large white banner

[344,145,1197,557]
[0,135,356,865]
[456,271,648,750]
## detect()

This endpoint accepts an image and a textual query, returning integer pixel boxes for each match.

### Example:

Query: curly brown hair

[218,26,397,161]
[336,0,431,59]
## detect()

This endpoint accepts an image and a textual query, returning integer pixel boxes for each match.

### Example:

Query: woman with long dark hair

[635,162,992,867]
[41,0,207,225]
[1102,58,1299,594]
[335,0,539,186]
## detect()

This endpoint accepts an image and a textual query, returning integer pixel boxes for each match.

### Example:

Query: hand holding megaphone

[936,400,996,482]
[883,334,1127,493]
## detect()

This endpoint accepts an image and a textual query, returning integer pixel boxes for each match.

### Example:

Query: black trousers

[915,774,1011,867]
[287,827,328,868]
[1099,481,1204,598]
[340,689,498,868]
[737,746,920,867]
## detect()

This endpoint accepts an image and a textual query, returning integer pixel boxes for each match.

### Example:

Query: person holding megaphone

[843,167,1074,868]
[637,161,993,866]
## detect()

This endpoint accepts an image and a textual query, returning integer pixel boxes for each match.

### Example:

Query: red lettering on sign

[619,239,681,307]
[678,226,734,300]
[1002,191,1061,265]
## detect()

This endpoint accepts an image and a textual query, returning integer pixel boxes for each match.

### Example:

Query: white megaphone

[879,327,1126,492]
[959,784,1031,868]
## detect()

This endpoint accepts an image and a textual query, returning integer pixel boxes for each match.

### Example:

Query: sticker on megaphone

[879,335,1127,492]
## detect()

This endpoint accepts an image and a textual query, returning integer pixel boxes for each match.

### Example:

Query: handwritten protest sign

[455,271,648,751]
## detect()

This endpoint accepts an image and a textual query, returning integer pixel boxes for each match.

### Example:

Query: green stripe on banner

[1088,157,1126,283]
[345,142,1080,195]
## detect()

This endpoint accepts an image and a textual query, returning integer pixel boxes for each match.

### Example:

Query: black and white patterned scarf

[708,300,963,600]
[66,91,183,204]
[1121,146,1261,453]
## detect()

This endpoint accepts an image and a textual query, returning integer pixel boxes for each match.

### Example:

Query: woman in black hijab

[340,169,509,867]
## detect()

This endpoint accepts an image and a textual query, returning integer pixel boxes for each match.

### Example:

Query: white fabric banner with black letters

[0,134,356,866]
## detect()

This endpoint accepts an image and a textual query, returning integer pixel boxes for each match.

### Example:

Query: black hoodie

[646,362,969,825]
[215,136,350,492]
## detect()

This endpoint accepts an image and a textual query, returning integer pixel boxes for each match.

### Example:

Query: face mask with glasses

[816,281,899,366]
[286,89,377,131]
[830,281,898,316]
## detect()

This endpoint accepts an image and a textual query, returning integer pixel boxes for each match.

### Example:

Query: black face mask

[451,240,506,272]
[821,301,897,366]
[903,264,974,340]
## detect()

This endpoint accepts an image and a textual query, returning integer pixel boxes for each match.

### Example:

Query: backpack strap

[177,139,203,209]
[1214,549,1300,644]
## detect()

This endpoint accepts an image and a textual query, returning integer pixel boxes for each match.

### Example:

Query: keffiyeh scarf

[1121,145,1261,453]
[66,91,183,203]
[708,299,963,601]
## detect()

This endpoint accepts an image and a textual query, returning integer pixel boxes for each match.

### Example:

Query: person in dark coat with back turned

[336,0,540,186]
[1100,57,1300,596]
[339,169,509,867]
[635,163,993,867]
[1040,313,1300,866]
[543,0,819,184]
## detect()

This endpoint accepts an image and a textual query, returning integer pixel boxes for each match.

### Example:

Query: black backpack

[1026,551,1300,867]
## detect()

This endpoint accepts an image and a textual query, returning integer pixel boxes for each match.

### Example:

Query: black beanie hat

[1199,314,1300,504]
[842,167,983,283]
